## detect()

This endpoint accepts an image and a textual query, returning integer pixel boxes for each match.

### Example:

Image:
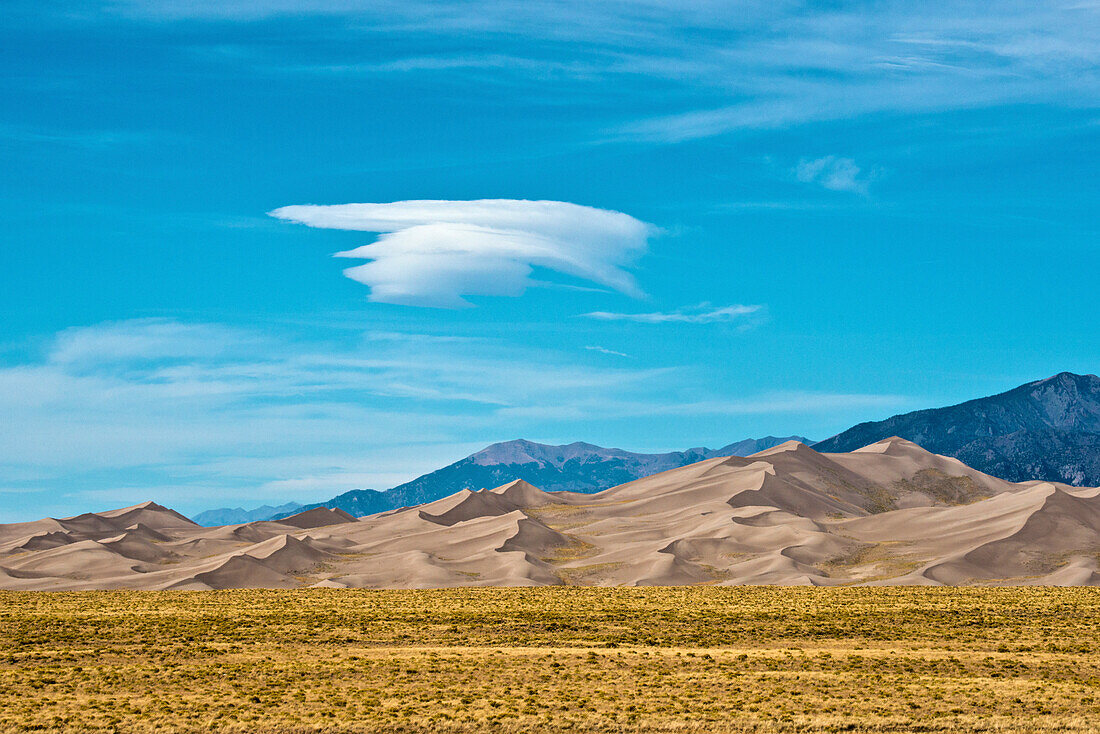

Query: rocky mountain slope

[815,372,1100,486]
[4,438,1098,590]
[283,436,808,517]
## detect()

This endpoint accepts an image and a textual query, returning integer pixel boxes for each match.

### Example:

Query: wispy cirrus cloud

[582,303,762,324]
[0,318,666,518]
[49,318,266,365]
[795,156,873,194]
[611,4,1100,141]
[269,199,656,308]
[78,2,1100,143]
[0,317,911,520]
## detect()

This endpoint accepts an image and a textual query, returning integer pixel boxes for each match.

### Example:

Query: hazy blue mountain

[192,502,303,527]
[814,372,1100,486]
[279,436,809,518]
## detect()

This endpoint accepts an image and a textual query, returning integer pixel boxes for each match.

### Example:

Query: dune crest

[3,441,1100,589]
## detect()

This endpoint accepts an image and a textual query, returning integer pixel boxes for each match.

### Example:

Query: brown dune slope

[2,438,1099,589]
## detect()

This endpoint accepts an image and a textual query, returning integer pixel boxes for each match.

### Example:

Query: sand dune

[2,438,1099,589]
[177,555,299,590]
[276,507,357,529]
[244,534,335,574]
[99,531,177,564]
[95,501,199,530]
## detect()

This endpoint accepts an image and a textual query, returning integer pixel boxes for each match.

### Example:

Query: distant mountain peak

[470,439,622,468]
[1017,371,1100,430]
[815,372,1100,486]
[1030,371,1098,386]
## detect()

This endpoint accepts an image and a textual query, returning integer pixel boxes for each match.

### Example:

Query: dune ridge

[2,438,1099,590]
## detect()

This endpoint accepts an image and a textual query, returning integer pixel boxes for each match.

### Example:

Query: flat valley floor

[1,587,1099,733]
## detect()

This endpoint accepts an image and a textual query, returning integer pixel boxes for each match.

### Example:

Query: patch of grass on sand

[892,469,993,505]
[1,587,1099,732]
[819,541,926,582]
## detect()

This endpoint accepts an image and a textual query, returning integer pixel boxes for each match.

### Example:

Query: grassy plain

[1,587,1098,733]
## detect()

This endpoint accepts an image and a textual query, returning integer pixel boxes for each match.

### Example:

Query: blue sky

[1,1,1098,520]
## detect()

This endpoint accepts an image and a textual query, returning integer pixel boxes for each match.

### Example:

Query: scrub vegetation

[1,587,1099,733]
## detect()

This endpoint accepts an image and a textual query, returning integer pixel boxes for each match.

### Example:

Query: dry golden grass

[1,587,1099,733]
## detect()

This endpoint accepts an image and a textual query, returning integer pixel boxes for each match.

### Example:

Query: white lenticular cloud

[269,199,656,307]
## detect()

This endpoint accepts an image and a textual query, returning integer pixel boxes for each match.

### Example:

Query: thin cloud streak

[652,392,910,417]
[583,304,762,324]
[496,392,910,421]
[585,345,631,358]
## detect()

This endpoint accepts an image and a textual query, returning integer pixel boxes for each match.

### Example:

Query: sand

[2,438,1099,590]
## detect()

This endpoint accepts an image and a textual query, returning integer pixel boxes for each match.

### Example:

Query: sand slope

[3,439,1099,589]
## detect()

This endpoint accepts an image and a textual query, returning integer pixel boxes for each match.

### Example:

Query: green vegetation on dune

[1,587,1099,732]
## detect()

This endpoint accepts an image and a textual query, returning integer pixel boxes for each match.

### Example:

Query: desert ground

[2,438,1100,590]
[1,586,1099,733]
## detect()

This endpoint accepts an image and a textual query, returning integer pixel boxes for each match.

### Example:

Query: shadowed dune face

[2,438,1100,590]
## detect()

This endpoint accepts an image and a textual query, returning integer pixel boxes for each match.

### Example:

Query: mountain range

[192,503,303,528]
[194,436,806,524]
[5,437,1100,589]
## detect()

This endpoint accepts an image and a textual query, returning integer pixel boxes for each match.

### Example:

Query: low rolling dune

[2,438,1099,590]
